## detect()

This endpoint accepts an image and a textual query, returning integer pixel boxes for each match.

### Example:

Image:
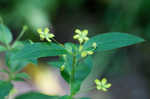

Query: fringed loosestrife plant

[0,23,145,99]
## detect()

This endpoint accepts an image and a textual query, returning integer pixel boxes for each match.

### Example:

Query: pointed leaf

[0,81,13,99]
[0,24,12,45]
[84,32,145,51]
[12,43,67,60]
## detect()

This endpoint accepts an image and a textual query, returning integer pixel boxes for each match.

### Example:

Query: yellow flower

[37,28,55,42]
[94,78,111,92]
[92,42,97,49]
[60,65,65,71]
[73,29,89,44]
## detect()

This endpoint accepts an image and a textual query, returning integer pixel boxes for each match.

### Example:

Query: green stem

[13,26,27,45]
[70,55,76,98]
[52,38,64,47]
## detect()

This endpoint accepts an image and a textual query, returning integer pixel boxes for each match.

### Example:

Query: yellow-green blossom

[37,28,55,42]
[60,65,65,71]
[73,29,89,44]
[95,78,111,92]
[81,50,94,58]
[92,42,97,49]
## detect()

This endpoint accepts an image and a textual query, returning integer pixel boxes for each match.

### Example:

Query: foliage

[0,25,144,99]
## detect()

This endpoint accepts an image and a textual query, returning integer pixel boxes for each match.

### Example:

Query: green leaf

[48,61,64,68]
[71,56,93,95]
[0,81,13,99]
[12,43,67,60]
[80,97,90,99]
[0,24,12,45]
[15,92,59,99]
[5,51,37,72]
[83,32,145,51]
[0,45,7,52]
[15,72,30,81]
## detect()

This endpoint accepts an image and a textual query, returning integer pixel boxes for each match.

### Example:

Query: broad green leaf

[0,81,13,99]
[5,51,37,72]
[0,45,7,52]
[15,92,59,99]
[71,56,93,95]
[0,24,12,45]
[12,43,67,60]
[83,32,145,51]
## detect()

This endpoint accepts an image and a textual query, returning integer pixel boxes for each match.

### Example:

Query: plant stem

[13,26,27,45]
[70,55,76,98]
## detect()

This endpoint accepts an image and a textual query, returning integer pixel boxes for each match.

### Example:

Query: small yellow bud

[60,65,65,71]
[81,51,88,57]
[87,51,94,55]
[92,42,97,49]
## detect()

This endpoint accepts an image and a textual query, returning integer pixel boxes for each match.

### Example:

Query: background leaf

[0,45,7,52]
[12,42,67,60]
[0,24,12,45]
[15,92,59,99]
[83,32,145,51]
[0,81,13,99]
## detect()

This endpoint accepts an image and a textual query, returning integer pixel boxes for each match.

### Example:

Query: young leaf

[12,43,67,60]
[0,24,12,45]
[83,32,145,51]
[71,56,93,95]
[0,45,7,52]
[0,80,13,99]
[15,92,59,99]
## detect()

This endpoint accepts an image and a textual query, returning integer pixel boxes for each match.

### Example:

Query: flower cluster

[37,28,55,42]
[73,29,89,44]
[95,78,111,92]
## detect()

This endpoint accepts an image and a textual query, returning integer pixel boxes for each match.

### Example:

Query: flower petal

[75,29,81,34]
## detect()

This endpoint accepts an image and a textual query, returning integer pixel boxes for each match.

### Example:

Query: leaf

[15,72,30,81]
[48,61,64,68]
[83,32,145,51]
[12,42,67,60]
[15,92,59,99]
[0,24,12,45]
[71,56,93,95]
[80,97,91,99]
[0,45,7,52]
[5,51,37,72]
[0,81,13,99]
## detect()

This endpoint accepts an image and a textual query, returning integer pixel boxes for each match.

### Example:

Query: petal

[79,38,83,44]
[46,38,51,42]
[37,28,42,33]
[75,29,81,34]
[73,35,79,39]
[101,78,107,85]
[92,42,97,49]
[49,33,55,38]
[102,87,107,92]
[82,29,88,35]
[84,37,89,41]
[87,51,94,55]
[44,28,49,33]
[97,86,102,90]
[81,51,88,58]
[94,79,101,85]
[105,83,112,88]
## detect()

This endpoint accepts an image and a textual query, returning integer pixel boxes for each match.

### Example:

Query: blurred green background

[0,0,150,99]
